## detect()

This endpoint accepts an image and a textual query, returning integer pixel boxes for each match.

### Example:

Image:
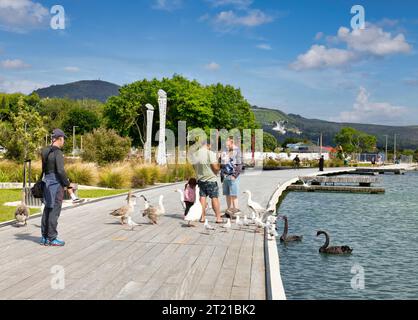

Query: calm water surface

[277,172,418,300]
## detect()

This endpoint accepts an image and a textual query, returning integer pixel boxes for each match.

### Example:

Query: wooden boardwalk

[0,167,351,300]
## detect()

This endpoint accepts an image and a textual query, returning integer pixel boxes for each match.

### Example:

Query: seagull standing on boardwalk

[243,215,250,227]
[222,218,232,232]
[236,215,244,229]
[110,191,137,225]
[243,190,265,218]
[127,216,140,231]
[204,219,216,234]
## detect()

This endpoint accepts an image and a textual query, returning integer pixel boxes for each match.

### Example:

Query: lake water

[276,171,418,300]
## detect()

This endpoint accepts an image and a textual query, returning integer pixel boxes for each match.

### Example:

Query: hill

[33,80,120,102]
[252,106,418,150]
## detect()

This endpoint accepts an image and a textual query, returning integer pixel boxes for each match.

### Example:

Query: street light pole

[73,126,78,157]
[383,135,388,165]
[320,133,323,156]
[394,134,397,163]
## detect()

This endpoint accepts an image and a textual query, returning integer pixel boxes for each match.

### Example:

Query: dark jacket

[41,146,70,188]
[221,147,243,180]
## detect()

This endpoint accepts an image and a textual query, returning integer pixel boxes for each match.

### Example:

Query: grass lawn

[0,189,129,223]
[0,189,40,223]
[77,189,129,199]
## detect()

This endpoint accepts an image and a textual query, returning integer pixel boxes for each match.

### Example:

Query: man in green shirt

[191,140,222,223]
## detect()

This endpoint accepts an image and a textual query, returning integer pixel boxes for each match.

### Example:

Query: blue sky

[1,0,418,125]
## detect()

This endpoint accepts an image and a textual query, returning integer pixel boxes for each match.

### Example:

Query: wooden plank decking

[0,167,360,300]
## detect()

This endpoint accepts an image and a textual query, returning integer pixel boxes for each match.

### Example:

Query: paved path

[0,167,354,300]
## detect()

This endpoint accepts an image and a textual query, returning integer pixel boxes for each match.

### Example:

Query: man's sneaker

[40,237,49,246]
[49,239,65,247]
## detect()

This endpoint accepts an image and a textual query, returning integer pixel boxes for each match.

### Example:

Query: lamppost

[157,90,167,166]
[72,126,78,157]
[394,134,398,163]
[145,104,154,164]
[383,134,388,165]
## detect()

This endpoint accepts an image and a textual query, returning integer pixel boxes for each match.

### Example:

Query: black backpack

[31,148,54,199]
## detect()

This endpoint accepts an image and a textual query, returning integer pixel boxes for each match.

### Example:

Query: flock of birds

[109,191,166,230]
[14,184,352,255]
[107,187,352,255]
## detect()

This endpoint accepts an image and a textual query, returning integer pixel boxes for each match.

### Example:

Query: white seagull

[236,215,244,229]
[204,219,216,233]
[223,218,232,232]
[243,215,250,227]
[127,216,140,231]
[243,190,266,218]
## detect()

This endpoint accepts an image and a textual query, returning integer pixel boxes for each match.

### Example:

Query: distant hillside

[252,106,418,150]
[34,80,120,102]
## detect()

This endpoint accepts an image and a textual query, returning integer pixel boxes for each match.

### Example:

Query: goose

[278,215,303,242]
[175,189,186,210]
[141,195,165,225]
[109,191,137,225]
[184,186,202,227]
[317,231,353,254]
[243,190,266,218]
[15,190,29,227]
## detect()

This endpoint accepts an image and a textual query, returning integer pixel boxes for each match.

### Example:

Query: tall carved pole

[145,104,154,164]
[157,89,167,166]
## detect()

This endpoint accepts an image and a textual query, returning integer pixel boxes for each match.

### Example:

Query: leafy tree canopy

[335,127,377,154]
[103,75,258,147]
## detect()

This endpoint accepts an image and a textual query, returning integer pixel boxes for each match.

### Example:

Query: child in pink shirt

[184,178,197,216]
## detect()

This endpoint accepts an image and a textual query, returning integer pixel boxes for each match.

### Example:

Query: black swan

[316,231,353,254]
[278,215,303,242]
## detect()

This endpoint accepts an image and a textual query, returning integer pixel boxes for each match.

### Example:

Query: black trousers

[41,199,63,241]
[184,201,194,216]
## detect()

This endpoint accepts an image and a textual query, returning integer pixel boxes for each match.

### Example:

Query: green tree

[62,107,100,135]
[0,97,47,161]
[103,75,258,147]
[335,127,377,153]
[263,132,279,152]
[81,128,131,165]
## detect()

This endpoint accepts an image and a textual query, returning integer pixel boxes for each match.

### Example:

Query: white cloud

[291,45,356,71]
[209,0,253,9]
[64,66,80,73]
[292,24,412,70]
[0,0,49,32]
[0,78,45,94]
[337,87,408,124]
[1,59,30,69]
[337,25,411,56]
[213,9,273,28]
[204,62,220,71]
[256,43,272,50]
[152,0,183,11]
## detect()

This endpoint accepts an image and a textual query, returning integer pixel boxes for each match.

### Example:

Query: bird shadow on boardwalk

[14,233,40,244]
